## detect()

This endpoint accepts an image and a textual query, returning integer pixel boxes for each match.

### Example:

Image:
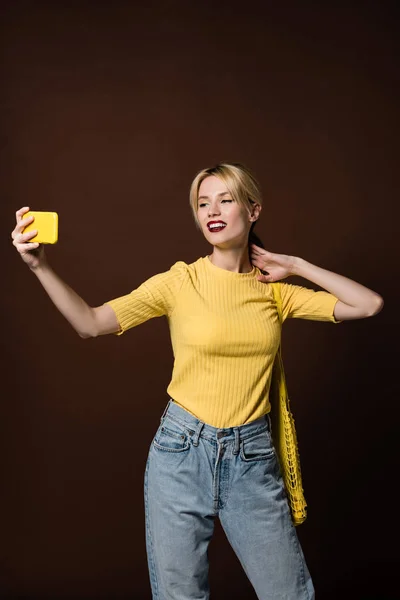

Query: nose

[208,201,221,217]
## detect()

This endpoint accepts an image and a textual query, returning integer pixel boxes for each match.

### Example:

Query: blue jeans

[144,399,315,600]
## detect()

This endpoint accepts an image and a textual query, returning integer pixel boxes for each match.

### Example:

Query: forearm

[291,257,383,315]
[31,262,96,337]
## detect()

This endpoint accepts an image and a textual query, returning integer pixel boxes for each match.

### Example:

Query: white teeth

[209,223,226,229]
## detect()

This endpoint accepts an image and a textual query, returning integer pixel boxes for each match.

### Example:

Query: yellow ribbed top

[105,256,340,427]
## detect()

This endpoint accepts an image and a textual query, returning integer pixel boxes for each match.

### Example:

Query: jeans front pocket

[240,428,275,462]
[153,418,191,453]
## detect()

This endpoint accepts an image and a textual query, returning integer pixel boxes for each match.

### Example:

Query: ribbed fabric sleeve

[280,282,341,323]
[104,261,187,334]
[105,256,340,427]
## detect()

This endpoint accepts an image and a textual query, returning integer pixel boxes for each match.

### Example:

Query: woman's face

[197,176,257,248]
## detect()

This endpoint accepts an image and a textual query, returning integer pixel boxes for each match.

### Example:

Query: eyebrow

[198,192,231,201]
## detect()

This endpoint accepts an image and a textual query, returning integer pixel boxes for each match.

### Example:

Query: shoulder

[277,281,310,296]
[143,258,201,287]
[169,260,190,273]
[274,281,320,304]
[167,260,192,282]
[169,257,205,279]
[170,257,204,269]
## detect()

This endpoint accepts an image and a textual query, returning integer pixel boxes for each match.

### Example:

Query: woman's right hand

[12,207,46,270]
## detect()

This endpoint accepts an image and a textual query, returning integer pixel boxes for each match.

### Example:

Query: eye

[198,203,208,208]
[221,199,233,203]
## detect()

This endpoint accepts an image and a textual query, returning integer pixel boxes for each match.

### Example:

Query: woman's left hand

[250,244,295,283]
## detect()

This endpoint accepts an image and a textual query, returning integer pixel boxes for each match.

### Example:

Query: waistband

[160,398,271,451]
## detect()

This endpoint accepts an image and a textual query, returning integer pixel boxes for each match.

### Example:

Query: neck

[208,246,253,273]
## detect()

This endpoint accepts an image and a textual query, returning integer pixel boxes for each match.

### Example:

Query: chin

[211,240,238,250]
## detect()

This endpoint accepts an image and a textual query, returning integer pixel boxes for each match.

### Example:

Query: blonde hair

[189,162,264,246]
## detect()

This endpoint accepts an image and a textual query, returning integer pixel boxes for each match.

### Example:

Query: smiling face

[197,175,258,248]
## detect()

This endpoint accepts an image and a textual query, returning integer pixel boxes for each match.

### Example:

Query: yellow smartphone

[23,211,58,244]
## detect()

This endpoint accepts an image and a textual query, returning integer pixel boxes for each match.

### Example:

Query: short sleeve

[279,282,341,323]
[104,261,188,335]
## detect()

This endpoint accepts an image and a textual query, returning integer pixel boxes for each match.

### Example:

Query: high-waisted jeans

[144,398,315,600]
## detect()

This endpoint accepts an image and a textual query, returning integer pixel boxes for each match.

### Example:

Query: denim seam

[240,425,270,441]
[239,446,276,462]
[219,443,232,510]
[288,524,312,600]
[153,439,190,453]
[144,455,159,599]
[275,459,312,599]
[161,413,197,437]
[212,444,223,514]
[160,425,189,440]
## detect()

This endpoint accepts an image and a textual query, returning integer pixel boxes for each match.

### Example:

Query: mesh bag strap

[270,282,307,526]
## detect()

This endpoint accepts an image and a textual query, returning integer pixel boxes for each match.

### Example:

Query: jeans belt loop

[192,420,205,447]
[160,399,172,424]
[233,427,240,455]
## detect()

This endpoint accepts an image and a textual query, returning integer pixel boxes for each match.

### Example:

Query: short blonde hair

[189,162,263,230]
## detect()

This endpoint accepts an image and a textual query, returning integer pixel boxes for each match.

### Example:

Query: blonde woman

[12,163,383,599]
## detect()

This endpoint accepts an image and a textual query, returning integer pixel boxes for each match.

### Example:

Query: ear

[249,203,261,222]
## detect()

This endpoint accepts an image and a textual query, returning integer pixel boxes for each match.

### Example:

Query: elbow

[77,308,100,338]
[78,330,94,339]
[367,294,384,317]
[78,325,100,339]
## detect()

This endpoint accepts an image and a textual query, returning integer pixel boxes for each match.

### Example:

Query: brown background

[1,1,398,598]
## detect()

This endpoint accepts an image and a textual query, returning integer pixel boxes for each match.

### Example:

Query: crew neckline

[204,255,257,278]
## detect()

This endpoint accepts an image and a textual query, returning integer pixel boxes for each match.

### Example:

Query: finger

[257,273,275,283]
[16,207,30,224]
[19,230,37,242]
[19,215,34,228]
[14,215,34,238]
[251,244,271,258]
[251,249,266,258]
[250,255,265,266]
[21,242,40,252]
[12,215,34,239]
[21,229,38,241]
[13,230,37,245]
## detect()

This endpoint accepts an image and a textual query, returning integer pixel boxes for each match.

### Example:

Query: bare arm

[250,243,384,321]
[291,257,384,320]
[12,207,120,338]
[32,262,120,337]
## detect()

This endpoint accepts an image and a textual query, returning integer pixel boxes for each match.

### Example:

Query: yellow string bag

[269,282,307,526]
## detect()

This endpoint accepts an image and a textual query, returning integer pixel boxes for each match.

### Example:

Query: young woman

[12,162,383,600]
